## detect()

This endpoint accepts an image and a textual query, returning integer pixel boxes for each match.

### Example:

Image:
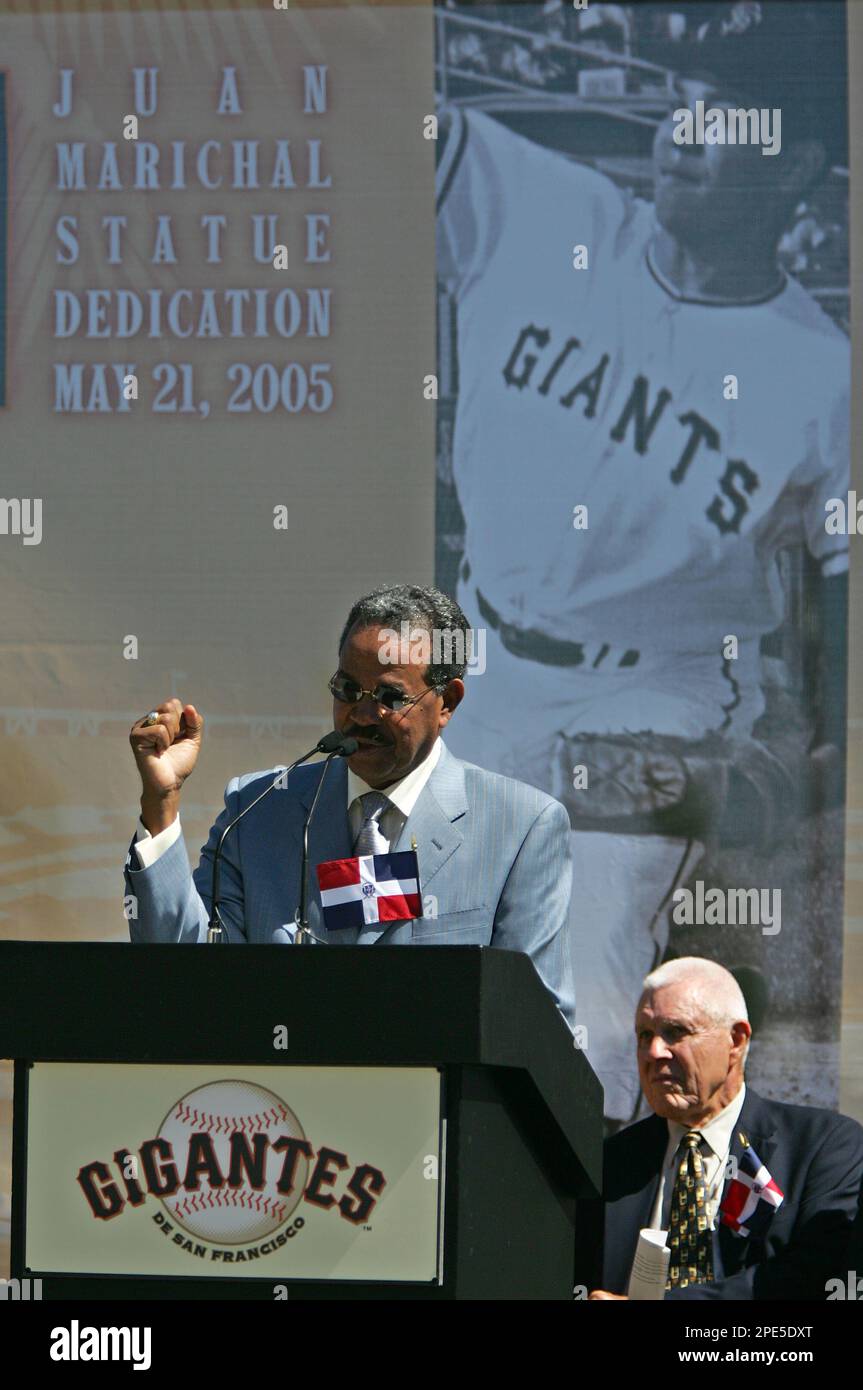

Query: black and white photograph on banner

[436,0,851,1130]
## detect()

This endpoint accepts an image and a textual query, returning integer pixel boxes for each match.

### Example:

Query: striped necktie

[353,790,390,856]
[666,1131,714,1290]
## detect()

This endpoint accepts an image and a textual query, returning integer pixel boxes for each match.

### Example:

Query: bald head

[636,956,751,1126]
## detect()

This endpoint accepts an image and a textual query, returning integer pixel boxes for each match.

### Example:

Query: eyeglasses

[328,672,443,714]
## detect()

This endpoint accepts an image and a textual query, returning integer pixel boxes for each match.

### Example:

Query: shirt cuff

[134,815,181,869]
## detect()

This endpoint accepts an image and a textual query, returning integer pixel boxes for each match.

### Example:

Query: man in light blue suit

[125,584,575,1029]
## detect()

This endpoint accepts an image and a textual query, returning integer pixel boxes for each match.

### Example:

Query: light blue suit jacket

[125,741,575,1028]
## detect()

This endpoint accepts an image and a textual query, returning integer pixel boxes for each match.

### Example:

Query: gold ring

[144,711,160,726]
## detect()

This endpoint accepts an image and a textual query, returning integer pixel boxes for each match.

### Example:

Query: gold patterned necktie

[666,1131,714,1290]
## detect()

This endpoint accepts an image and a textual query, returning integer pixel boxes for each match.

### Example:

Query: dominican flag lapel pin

[719,1132,784,1239]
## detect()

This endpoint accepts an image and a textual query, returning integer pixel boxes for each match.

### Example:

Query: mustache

[344,726,391,744]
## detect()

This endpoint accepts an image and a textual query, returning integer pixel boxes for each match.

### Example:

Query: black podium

[0,941,602,1300]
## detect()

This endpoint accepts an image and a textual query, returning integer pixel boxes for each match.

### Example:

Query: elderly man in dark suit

[588,957,863,1300]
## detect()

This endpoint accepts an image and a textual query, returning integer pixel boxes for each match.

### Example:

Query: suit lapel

[716,1088,777,1276]
[355,743,466,943]
[394,741,467,893]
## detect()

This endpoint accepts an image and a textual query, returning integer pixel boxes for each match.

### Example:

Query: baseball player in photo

[436,2,849,1125]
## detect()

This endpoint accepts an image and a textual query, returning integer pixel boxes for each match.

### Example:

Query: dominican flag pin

[316,850,421,932]
[719,1134,784,1239]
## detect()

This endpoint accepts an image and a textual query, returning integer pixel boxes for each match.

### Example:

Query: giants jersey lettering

[436,108,848,653]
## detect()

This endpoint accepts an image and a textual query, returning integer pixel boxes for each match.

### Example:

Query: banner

[434,0,852,1123]
[25,1062,443,1281]
[0,1,436,944]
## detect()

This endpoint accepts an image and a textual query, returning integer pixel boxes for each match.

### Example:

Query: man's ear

[730,1019,752,1062]
[439,678,465,724]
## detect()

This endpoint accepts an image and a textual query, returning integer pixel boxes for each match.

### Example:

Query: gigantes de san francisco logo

[76,1080,387,1262]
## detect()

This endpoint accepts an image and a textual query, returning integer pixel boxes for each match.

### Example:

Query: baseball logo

[157,1080,309,1243]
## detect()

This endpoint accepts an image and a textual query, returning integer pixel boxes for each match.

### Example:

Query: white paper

[626,1228,670,1301]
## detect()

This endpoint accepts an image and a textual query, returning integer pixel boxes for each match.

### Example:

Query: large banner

[0,0,435,945]
[0,0,859,1244]
[435,0,851,1123]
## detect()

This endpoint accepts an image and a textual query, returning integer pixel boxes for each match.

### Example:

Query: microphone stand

[207,732,356,943]
[294,752,339,945]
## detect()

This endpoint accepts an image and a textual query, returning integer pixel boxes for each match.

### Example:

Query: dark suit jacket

[600,1087,863,1300]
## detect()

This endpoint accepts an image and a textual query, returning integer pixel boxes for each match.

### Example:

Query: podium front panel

[23,1062,444,1285]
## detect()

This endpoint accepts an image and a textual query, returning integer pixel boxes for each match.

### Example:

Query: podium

[0,941,602,1300]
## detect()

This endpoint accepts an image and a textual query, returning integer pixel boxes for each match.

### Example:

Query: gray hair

[339,584,471,687]
[642,956,750,1058]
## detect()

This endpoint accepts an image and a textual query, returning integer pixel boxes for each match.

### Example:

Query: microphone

[207,731,358,943]
[317,731,358,757]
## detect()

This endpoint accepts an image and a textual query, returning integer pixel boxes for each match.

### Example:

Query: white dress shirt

[346,737,441,850]
[649,1082,747,1231]
[134,737,443,868]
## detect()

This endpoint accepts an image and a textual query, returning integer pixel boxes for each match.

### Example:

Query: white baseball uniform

[437,107,849,1120]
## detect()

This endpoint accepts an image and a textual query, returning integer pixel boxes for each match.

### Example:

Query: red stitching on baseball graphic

[174,1188,279,1215]
[170,1185,290,1230]
[172,1104,294,1133]
[181,1190,284,1219]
